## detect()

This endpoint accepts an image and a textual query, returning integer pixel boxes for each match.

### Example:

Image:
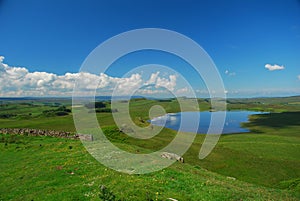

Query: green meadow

[0,96,299,200]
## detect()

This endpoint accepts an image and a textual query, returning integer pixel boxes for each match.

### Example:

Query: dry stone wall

[0,128,93,141]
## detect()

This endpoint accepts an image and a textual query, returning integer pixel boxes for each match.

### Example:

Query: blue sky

[0,0,300,97]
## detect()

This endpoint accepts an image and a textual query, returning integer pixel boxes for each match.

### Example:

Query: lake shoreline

[150,111,268,134]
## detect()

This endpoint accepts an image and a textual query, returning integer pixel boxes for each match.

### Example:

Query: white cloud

[298,75,300,80]
[225,69,236,76]
[265,64,285,71]
[144,72,177,92]
[0,56,178,97]
[137,88,166,95]
[145,71,160,85]
[112,73,143,95]
[176,87,189,94]
[155,74,177,91]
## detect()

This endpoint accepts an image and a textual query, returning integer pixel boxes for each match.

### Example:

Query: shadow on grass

[245,112,300,128]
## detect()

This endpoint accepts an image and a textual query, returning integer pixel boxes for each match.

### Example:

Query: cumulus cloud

[144,71,160,85]
[0,56,178,97]
[155,75,177,91]
[265,64,285,71]
[144,72,177,91]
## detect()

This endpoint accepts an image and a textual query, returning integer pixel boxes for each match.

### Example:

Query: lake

[150,111,265,134]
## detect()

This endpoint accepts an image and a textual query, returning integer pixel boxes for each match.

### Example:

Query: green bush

[85,102,106,109]
[42,105,71,116]
[0,113,17,119]
[95,108,118,113]
[55,111,69,116]
[99,185,117,201]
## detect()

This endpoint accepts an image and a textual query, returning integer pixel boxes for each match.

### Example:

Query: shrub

[95,108,118,113]
[85,102,106,109]
[158,99,172,102]
[99,185,117,201]
[0,114,17,119]
[57,106,71,112]
[42,105,71,116]
[55,111,69,116]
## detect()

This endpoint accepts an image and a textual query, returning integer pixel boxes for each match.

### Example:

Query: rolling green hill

[0,96,299,200]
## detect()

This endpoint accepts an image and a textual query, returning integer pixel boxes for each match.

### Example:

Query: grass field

[0,134,298,201]
[0,96,299,200]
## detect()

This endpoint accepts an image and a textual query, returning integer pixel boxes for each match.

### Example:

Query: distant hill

[0,95,299,103]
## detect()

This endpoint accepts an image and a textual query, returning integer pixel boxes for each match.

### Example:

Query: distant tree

[42,105,71,116]
[55,111,69,116]
[57,106,71,112]
[93,108,118,113]
[0,114,17,118]
[85,102,106,109]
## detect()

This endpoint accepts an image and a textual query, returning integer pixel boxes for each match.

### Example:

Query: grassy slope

[0,134,297,201]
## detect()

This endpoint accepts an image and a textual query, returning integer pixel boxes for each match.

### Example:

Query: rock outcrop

[161,152,184,163]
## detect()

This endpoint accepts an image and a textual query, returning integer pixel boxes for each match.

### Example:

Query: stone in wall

[0,128,92,140]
